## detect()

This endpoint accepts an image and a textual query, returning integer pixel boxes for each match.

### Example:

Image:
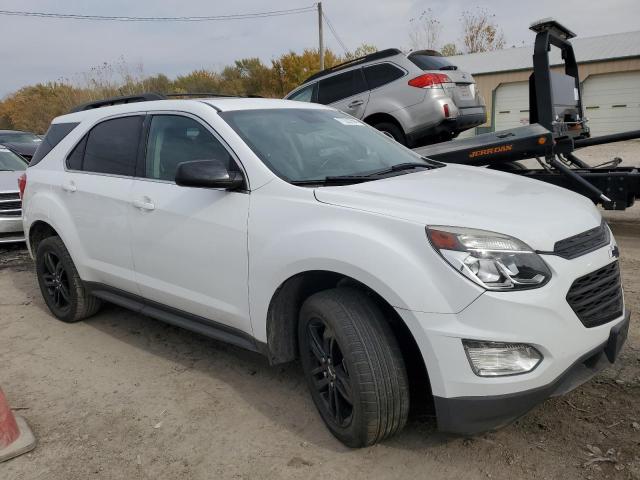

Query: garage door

[493,81,530,131]
[582,71,640,135]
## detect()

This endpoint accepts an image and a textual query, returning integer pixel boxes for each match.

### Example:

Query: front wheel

[298,287,409,447]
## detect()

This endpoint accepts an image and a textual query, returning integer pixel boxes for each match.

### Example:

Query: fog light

[462,340,542,377]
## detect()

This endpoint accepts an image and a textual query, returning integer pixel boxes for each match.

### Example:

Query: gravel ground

[1,142,639,480]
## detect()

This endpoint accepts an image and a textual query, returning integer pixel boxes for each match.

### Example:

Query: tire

[373,122,407,145]
[298,287,409,447]
[35,236,102,323]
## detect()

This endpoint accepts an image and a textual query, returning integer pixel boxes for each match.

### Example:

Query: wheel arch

[363,112,405,133]
[28,220,60,254]
[264,269,432,409]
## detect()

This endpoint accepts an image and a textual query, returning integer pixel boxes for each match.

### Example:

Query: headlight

[463,340,542,376]
[426,226,551,290]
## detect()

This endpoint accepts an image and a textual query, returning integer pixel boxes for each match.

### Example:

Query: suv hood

[313,165,602,252]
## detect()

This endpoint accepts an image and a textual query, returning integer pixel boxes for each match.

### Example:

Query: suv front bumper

[0,216,25,243]
[433,311,629,435]
[394,245,627,435]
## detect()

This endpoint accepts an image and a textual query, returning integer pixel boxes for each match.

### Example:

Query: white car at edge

[21,97,629,447]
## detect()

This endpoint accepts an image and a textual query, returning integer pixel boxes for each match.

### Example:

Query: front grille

[567,262,623,328]
[0,192,22,217]
[0,192,20,201]
[553,221,609,259]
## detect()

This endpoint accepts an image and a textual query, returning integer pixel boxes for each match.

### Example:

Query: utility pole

[318,2,324,70]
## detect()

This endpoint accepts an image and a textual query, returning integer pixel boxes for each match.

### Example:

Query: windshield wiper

[290,176,376,186]
[290,161,444,186]
[362,161,441,177]
[439,65,458,71]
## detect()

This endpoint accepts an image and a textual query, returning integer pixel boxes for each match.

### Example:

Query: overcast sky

[1,0,639,97]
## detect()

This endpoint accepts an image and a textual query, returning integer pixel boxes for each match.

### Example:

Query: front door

[129,113,252,333]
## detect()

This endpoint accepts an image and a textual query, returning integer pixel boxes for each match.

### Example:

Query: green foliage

[0,46,364,133]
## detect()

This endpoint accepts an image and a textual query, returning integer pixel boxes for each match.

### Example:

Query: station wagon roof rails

[303,48,403,84]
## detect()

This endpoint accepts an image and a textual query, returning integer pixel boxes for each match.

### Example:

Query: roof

[446,30,640,75]
[56,97,330,123]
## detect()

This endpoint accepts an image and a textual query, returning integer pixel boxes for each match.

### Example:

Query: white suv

[22,96,629,447]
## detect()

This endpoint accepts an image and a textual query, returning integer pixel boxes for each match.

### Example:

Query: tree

[440,43,460,57]
[460,8,506,53]
[409,9,442,51]
[344,43,377,61]
[0,46,367,132]
[271,48,341,96]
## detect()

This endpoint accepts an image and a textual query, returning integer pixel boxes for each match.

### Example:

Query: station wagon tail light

[18,173,27,200]
[426,226,551,291]
[408,73,452,89]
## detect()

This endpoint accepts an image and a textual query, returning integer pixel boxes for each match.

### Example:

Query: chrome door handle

[133,198,155,211]
[62,181,77,193]
[347,100,364,108]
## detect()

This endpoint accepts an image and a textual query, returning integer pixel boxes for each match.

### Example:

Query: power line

[322,11,349,55]
[0,5,317,22]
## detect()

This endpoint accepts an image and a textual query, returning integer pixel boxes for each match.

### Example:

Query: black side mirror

[175,160,244,190]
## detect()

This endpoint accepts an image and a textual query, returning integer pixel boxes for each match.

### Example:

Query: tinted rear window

[317,69,367,105]
[363,63,405,90]
[82,116,143,176]
[30,122,79,166]
[408,53,456,71]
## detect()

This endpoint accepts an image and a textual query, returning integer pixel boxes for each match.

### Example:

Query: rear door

[317,69,370,118]
[62,114,143,292]
[129,113,251,333]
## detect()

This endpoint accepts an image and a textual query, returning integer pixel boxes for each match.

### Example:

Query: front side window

[82,116,143,176]
[144,115,236,181]
[221,108,436,183]
[317,69,367,105]
[287,83,315,103]
[0,146,28,171]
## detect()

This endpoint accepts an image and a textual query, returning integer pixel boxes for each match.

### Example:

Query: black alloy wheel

[35,236,102,323]
[41,250,71,311]
[305,318,353,427]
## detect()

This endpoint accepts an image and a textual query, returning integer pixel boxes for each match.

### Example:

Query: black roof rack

[69,93,165,113]
[302,48,403,84]
[69,92,264,113]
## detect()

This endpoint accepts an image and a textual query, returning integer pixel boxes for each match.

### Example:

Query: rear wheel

[373,122,406,145]
[298,287,409,447]
[35,236,102,323]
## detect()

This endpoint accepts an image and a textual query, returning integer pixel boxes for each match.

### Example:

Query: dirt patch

[2,141,640,478]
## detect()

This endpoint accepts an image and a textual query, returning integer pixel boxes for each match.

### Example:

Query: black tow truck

[414,19,640,211]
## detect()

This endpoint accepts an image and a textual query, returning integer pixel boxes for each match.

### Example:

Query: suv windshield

[0,132,41,143]
[0,147,28,171]
[220,108,439,184]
